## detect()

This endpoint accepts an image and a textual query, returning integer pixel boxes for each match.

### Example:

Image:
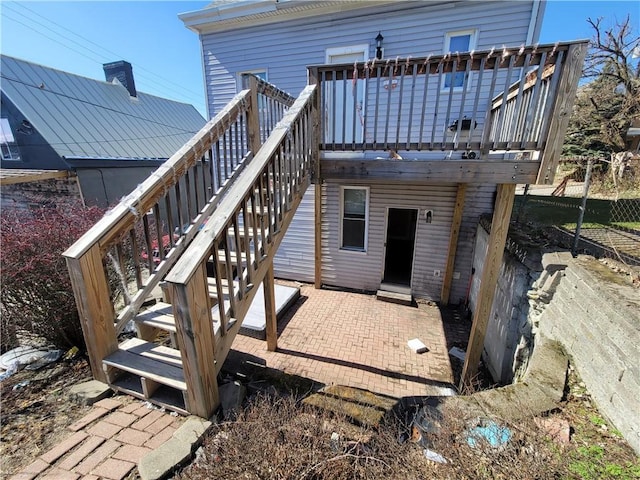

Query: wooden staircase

[64,77,318,418]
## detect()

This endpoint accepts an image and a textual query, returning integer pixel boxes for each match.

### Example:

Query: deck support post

[309,67,323,289]
[65,244,118,383]
[170,263,219,418]
[460,183,515,389]
[245,75,263,155]
[441,183,467,305]
[264,261,278,351]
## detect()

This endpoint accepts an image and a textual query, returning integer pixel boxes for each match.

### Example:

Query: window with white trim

[443,30,477,90]
[237,69,267,92]
[0,118,20,161]
[340,186,369,251]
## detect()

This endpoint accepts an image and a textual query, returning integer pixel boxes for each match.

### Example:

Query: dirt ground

[2,351,639,479]
[0,356,93,475]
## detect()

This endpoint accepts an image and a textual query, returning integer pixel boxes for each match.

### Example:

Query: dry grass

[178,365,640,480]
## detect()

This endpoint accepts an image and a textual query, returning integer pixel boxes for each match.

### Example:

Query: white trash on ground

[0,346,63,381]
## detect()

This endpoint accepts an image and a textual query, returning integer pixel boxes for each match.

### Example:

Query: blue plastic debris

[466,420,512,448]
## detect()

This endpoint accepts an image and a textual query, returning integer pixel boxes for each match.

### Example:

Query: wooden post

[460,184,516,389]
[264,262,278,351]
[536,42,588,184]
[441,183,467,305]
[170,263,219,418]
[308,67,323,289]
[65,245,118,382]
[245,75,263,155]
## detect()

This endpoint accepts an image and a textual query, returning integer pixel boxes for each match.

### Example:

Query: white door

[326,46,368,145]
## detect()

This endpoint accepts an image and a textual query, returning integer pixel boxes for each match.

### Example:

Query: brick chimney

[103,60,137,97]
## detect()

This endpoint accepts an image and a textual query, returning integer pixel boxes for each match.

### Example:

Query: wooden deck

[64,41,587,417]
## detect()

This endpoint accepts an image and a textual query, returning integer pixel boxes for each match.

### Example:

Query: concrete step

[376,289,413,306]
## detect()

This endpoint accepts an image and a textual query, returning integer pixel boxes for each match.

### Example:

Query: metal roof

[0,55,206,161]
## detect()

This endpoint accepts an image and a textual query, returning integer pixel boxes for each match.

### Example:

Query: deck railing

[309,41,587,159]
[63,76,294,382]
[164,84,316,416]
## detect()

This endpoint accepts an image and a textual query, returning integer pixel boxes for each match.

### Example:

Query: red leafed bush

[0,201,105,351]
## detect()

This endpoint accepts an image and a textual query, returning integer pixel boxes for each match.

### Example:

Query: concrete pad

[240,284,300,339]
[376,289,413,306]
[138,438,191,480]
[172,417,212,445]
[69,380,112,406]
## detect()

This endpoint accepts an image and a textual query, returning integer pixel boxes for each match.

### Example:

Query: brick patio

[9,282,471,479]
[228,282,469,398]
[9,398,183,480]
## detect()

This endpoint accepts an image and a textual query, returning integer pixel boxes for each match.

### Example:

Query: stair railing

[310,40,587,164]
[63,76,294,382]
[164,84,317,417]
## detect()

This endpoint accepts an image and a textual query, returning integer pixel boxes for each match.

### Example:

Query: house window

[237,69,267,92]
[0,118,20,161]
[443,30,476,90]
[340,186,369,251]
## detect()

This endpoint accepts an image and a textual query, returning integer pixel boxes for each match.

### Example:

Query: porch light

[375,32,384,60]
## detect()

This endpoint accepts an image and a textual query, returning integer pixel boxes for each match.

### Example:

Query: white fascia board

[179,1,396,35]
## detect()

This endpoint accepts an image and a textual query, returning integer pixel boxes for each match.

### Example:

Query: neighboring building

[179,0,546,302]
[0,55,206,208]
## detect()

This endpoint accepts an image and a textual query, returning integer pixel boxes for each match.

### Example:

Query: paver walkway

[10,397,183,480]
[9,283,468,479]
[230,283,459,397]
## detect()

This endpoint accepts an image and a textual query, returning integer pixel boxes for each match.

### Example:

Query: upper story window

[443,30,477,90]
[340,186,369,252]
[0,118,20,161]
[237,69,267,92]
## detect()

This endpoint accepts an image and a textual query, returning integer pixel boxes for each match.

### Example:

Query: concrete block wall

[470,224,639,454]
[536,253,640,454]
[1,177,82,210]
[469,223,541,384]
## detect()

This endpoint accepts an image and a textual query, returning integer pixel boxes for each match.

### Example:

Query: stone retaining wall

[471,222,640,453]
[535,252,640,454]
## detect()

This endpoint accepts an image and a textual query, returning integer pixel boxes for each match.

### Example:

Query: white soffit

[179,0,402,34]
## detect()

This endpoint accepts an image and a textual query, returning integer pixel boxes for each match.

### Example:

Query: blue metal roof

[0,55,206,161]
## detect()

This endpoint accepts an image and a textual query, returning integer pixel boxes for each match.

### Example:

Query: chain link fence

[515,156,640,267]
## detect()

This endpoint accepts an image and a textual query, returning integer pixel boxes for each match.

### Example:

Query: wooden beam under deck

[321,159,539,184]
[460,184,516,388]
[441,183,467,306]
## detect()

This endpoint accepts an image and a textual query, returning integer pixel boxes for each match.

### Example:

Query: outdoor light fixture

[425,210,433,224]
[375,32,384,60]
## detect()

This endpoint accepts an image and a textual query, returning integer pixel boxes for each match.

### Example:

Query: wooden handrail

[166,85,316,285]
[165,84,316,417]
[309,40,588,156]
[64,90,252,259]
[63,79,296,382]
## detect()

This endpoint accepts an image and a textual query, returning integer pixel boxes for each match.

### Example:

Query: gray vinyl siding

[320,181,496,302]
[321,181,459,300]
[273,185,315,282]
[200,1,536,116]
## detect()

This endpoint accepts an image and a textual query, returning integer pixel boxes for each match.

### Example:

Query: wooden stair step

[103,340,186,391]
[135,302,176,333]
[134,297,234,337]
[120,337,183,368]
